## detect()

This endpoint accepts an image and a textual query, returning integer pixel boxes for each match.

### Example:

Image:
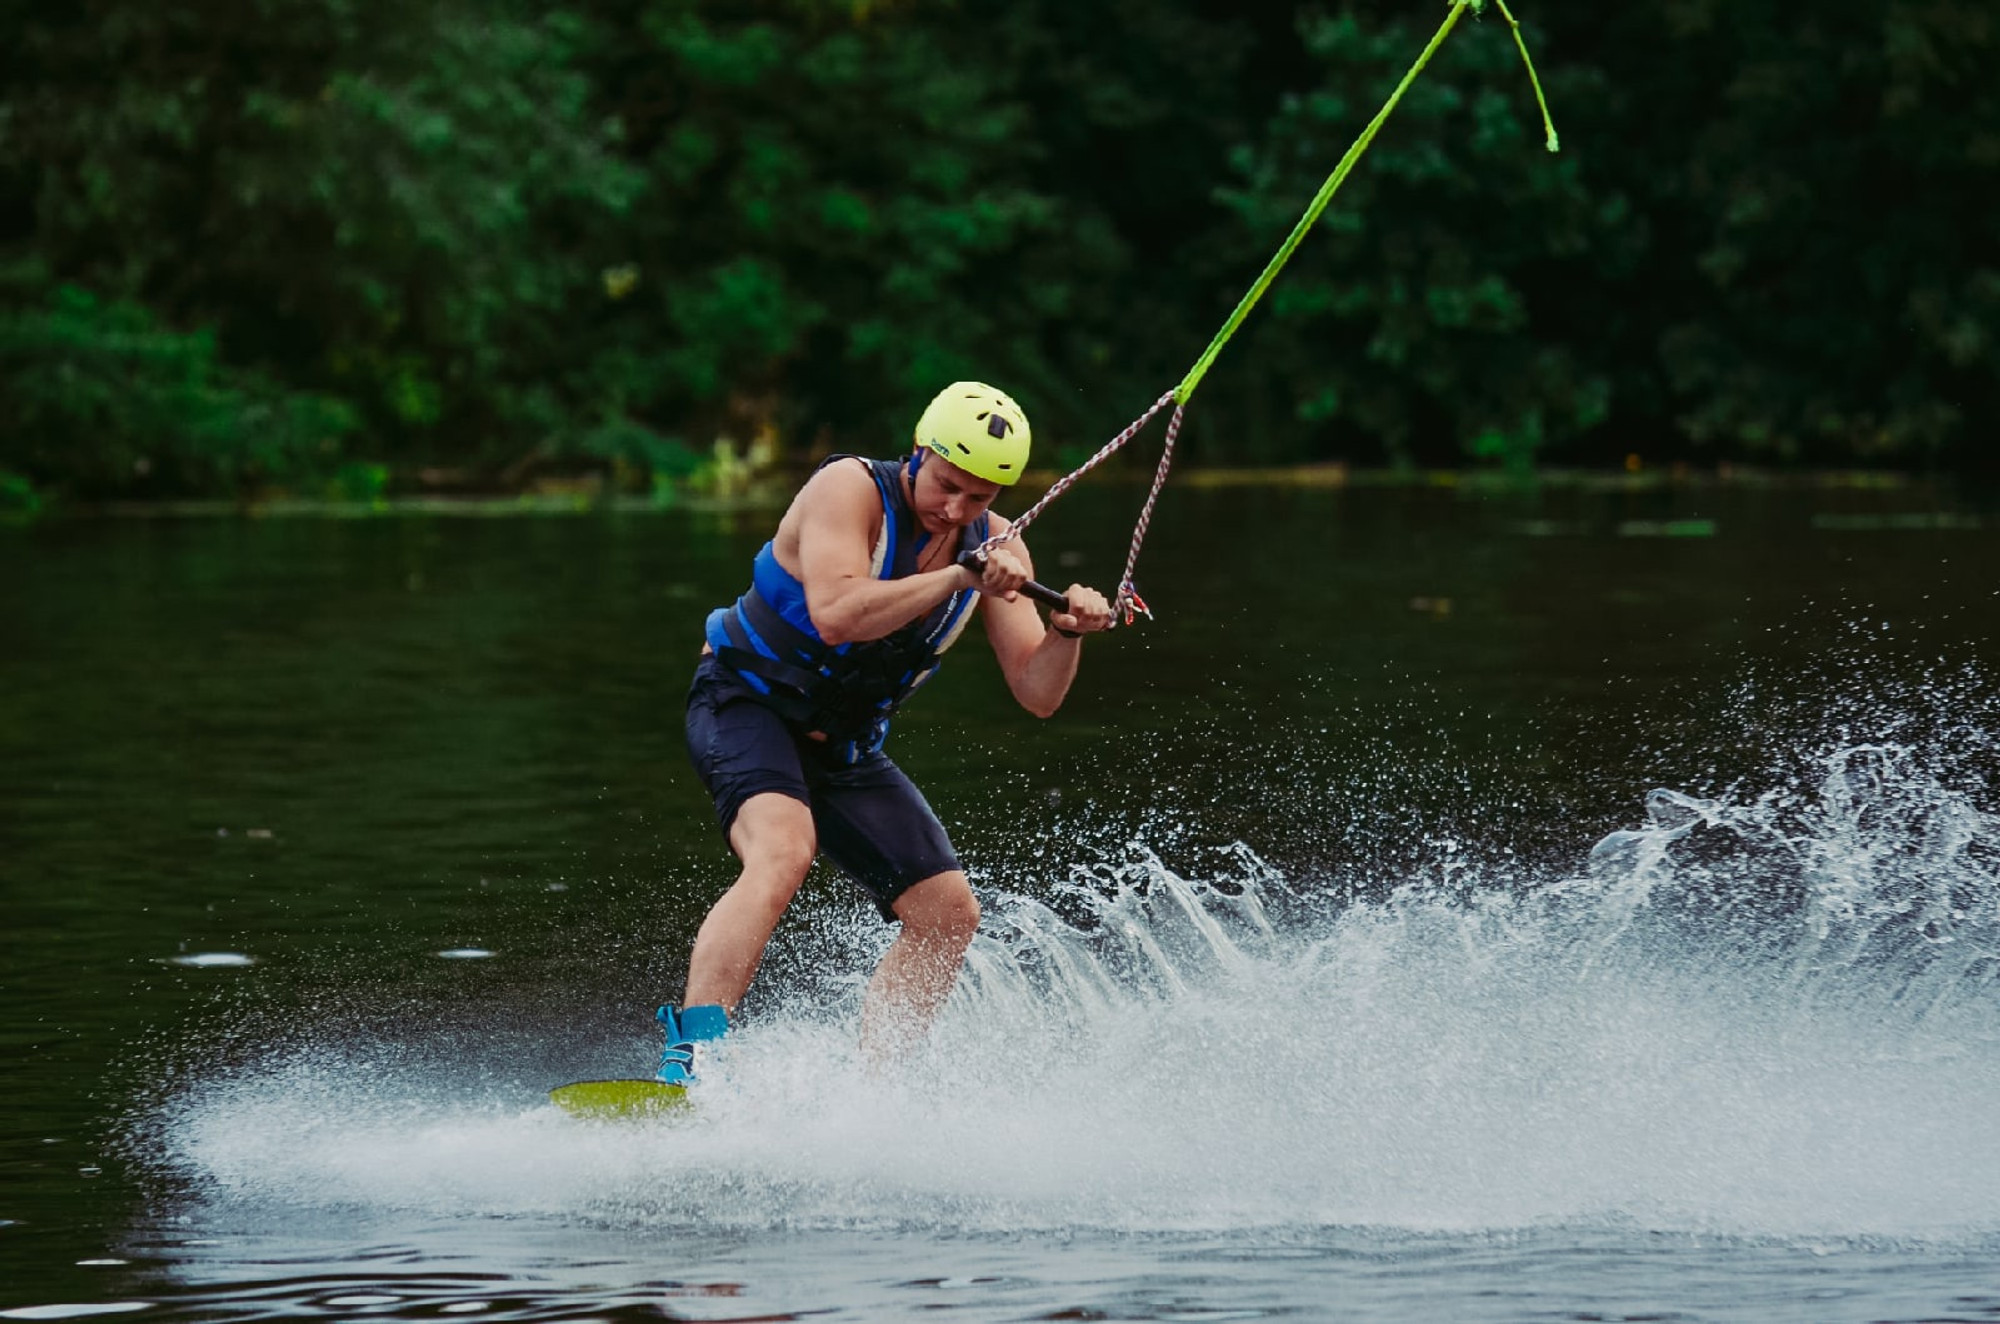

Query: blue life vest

[705,455,987,761]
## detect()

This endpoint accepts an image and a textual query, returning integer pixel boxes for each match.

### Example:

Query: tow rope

[977,0,1560,628]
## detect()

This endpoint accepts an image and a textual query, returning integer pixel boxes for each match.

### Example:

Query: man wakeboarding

[657,381,1115,1085]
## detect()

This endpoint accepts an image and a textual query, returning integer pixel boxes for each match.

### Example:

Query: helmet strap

[904,450,932,552]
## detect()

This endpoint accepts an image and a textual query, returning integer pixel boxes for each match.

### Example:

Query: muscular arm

[783,461,974,646]
[979,522,1113,718]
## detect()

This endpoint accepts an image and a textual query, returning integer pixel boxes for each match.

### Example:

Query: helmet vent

[984,413,1011,439]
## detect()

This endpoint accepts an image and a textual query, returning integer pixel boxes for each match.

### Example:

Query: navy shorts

[683,654,962,921]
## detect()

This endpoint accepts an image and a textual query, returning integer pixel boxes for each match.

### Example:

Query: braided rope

[1113,400,1183,621]
[978,389,1180,628]
[981,390,1178,551]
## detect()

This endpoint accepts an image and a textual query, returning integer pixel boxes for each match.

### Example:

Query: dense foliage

[2,0,1993,501]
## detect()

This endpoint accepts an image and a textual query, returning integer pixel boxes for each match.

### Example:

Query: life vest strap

[706,455,985,750]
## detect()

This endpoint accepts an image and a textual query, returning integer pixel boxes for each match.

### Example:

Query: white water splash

[161,953,257,969]
[146,741,2000,1242]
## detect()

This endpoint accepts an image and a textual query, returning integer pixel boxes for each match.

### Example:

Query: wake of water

[136,729,2000,1245]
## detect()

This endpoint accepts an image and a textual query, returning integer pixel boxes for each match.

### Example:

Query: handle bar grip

[955,550,1071,614]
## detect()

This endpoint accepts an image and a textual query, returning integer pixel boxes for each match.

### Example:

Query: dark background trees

[2,0,1994,501]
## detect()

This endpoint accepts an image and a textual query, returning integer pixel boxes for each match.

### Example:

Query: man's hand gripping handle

[954,549,1070,612]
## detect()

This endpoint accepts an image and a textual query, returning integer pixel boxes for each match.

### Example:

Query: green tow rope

[1176,0,1560,408]
[985,0,1560,625]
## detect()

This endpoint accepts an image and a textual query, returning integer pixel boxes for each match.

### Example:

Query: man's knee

[729,793,817,886]
[753,833,817,884]
[895,872,981,945]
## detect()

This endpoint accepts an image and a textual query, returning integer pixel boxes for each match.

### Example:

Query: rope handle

[954,549,1070,614]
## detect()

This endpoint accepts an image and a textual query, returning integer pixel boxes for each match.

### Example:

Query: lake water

[4,477,2000,1321]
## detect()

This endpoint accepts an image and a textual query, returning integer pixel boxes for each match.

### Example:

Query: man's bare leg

[683,792,817,1012]
[860,870,982,1062]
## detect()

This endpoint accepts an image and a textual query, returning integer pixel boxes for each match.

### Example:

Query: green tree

[556,0,1074,469]
[5,0,638,489]
[0,263,357,497]
[1210,9,1635,469]
[6,0,1995,494]
[974,0,1281,462]
[1613,0,1999,465]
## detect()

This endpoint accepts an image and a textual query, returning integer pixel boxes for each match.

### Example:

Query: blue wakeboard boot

[655,1003,729,1086]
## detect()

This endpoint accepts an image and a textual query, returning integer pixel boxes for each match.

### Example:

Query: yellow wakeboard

[549,1078,691,1120]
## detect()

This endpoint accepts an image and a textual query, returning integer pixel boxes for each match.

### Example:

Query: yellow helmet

[912,381,1031,485]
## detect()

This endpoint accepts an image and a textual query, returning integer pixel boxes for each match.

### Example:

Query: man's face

[910,451,1002,534]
